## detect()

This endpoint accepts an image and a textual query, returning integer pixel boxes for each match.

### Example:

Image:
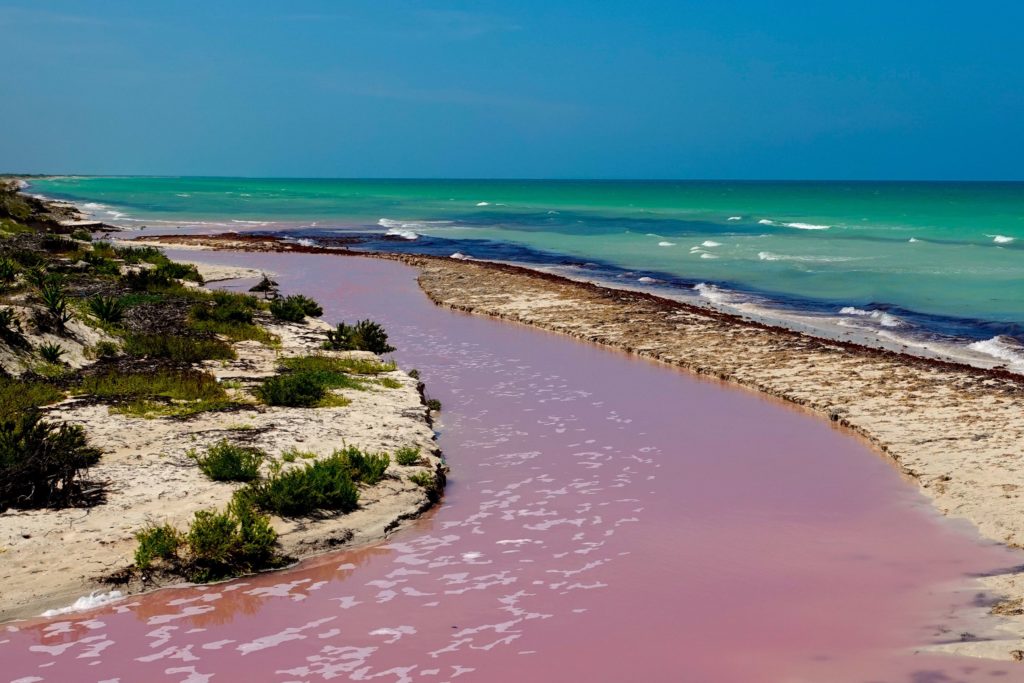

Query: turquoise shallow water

[27,177,1024,367]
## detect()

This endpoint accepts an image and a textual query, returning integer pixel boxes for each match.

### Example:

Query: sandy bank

[138,233,1024,659]
[0,261,444,622]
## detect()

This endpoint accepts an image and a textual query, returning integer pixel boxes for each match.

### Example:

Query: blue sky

[1,0,1022,179]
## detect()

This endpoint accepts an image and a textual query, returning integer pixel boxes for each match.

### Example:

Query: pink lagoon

[2,251,1021,683]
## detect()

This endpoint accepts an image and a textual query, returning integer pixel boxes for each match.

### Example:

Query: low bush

[88,295,126,324]
[189,440,264,482]
[37,342,65,364]
[408,471,436,489]
[269,294,323,322]
[120,268,172,291]
[88,341,120,359]
[0,377,64,421]
[407,369,420,380]
[189,292,275,344]
[0,412,102,512]
[71,228,93,242]
[323,319,395,354]
[257,372,325,407]
[184,497,278,581]
[395,446,421,466]
[425,398,442,412]
[279,355,371,388]
[134,523,183,570]
[336,445,390,485]
[123,333,235,362]
[154,261,204,284]
[243,452,360,517]
[0,258,17,283]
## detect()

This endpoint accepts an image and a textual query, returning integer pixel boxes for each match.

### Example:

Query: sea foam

[385,228,419,240]
[838,306,904,328]
[991,235,1015,244]
[968,335,1024,367]
[727,216,742,221]
[701,240,722,247]
[657,241,676,247]
[41,590,124,617]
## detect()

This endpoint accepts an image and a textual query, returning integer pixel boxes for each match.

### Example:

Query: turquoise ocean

[26,177,1024,370]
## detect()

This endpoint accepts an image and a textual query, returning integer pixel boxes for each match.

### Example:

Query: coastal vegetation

[0,179,445,606]
[323,319,396,354]
[189,440,265,482]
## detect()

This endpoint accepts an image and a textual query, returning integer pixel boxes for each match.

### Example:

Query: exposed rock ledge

[0,261,445,622]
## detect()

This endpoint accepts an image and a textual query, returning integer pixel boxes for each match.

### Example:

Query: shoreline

[136,232,1024,659]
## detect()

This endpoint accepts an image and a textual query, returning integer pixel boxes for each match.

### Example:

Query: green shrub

[257,372,325,407]
[0,412,102,512]
[134,523,183,570]
[0,258,17,283]
[120,268,172,291]
[186,508,241,576]
[279,356,371,388]
[155,261,204,284]
[0,378,64,423]
[189,292,275,344]
[244,452,359,517]
[425,398,442,411]
[71,228,93,242]
[407,369,420,380]
[88,295,126,324]
[37,342,65,364]
[281,450,297,463]
[123,333,235,362]
[269,294,322,322]
[323,319,395,354]
[408,471,436,489]
[395,446,421,466]
[336,445,389,485]
[189,440,264,482]
[89,341,120,359]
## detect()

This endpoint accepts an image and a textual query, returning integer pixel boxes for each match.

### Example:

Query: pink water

[3,252,1022,683]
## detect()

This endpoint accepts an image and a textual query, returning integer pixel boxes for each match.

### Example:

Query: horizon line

[7,173,1024,184]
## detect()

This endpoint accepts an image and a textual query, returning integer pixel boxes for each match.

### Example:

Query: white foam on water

[657,241,675,247]
[784,222,831,230]
[385,228,419,240]
[41,591,124,617]
[700,253,718,259]
[758,251,856,263]
[908,238,919,243]
[83,202,107,210]
[838,306,905,328]
[637,276,659,283]
[757,219,775,225]
[694,282,737,305]
[968,336,1024,367]
[727,216,741,221]
[990,234,1015,244]
[378,218,452,230]
[701,240,722,247]
[476,202,490,206]
[450,252,471,260]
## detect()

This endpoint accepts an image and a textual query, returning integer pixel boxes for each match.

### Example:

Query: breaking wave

[968,335,1024,367]
[839,306,905,328]
[41,590,124,617]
